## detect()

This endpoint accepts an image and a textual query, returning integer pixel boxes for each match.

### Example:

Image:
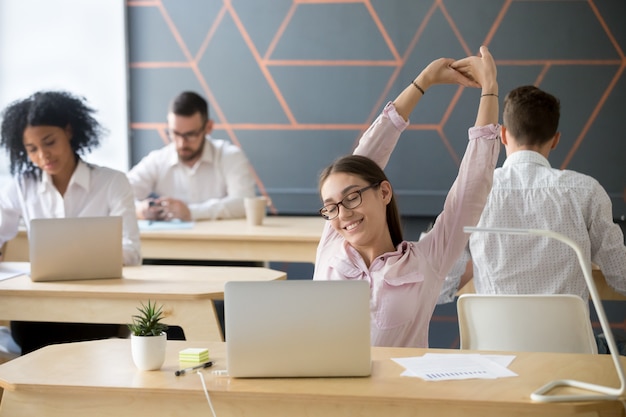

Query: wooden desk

[592,269,626,301]
[4,215,325,264]
[140,216,324,263]
[0,264,285,342]
[0,339,624,417]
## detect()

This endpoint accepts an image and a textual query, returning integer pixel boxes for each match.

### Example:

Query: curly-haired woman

[0,90,141,354]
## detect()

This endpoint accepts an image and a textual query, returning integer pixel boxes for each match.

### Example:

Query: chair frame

[464,226,625,403]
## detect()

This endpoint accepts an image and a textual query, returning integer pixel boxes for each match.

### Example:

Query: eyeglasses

[166,124,206,142]
[319,181,382,220]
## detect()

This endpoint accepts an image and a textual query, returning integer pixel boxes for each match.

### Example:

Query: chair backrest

[457,294,597,354]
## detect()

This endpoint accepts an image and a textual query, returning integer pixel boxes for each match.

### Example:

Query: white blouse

[0,160,141,266]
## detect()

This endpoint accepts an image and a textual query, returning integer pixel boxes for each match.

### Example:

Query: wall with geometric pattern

[127,0,626,219]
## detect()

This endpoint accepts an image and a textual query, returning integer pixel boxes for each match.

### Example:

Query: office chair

[457,293,598,354]
[463,227,624,402]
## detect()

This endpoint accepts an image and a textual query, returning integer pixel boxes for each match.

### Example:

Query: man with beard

[128,91,256,221]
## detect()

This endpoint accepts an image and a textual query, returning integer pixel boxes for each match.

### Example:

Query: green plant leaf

[127,300,169,337]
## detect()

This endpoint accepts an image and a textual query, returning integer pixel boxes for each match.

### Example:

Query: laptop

[29,216,123,282]
[224,280,371,378]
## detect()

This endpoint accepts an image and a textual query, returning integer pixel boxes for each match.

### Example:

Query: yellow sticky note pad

[179,348,209,363]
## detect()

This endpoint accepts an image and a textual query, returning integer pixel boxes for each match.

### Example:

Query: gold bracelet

[411,81,425,95]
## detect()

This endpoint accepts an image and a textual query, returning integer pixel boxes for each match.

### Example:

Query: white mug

[244,197,268,226]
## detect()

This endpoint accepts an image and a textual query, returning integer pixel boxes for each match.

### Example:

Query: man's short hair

[503,85,560,147]
[169,91,209,121]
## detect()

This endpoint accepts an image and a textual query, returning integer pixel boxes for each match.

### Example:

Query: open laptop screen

[225,280,371,378]
[29,216,123,282]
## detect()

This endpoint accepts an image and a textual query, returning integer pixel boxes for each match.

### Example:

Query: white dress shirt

[127,137,256,220]
[440,150,626,303]
[0,160,142,266]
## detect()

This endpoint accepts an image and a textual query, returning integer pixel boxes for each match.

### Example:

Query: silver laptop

[29,216,123,282]
[224,280,371,378]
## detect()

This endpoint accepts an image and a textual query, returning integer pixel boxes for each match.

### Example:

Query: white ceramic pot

[131,333,167,371]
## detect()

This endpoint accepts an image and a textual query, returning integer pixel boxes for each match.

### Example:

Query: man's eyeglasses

[319,181,382,220]
[166,125,206,142]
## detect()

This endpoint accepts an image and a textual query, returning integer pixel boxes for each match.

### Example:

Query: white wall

[0,0,129,188]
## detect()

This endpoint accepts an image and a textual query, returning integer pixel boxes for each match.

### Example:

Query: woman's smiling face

[320,172,391,250]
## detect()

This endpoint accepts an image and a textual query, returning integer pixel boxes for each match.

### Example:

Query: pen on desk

[175,361,214,376]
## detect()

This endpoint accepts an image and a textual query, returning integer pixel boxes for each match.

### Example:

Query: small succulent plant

[128,300,169,337]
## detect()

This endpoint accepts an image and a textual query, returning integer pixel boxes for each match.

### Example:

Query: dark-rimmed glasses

[166,124,206,142]
[319,181,382,220]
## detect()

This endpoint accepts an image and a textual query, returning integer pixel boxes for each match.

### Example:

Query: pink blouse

[313,102,500,348]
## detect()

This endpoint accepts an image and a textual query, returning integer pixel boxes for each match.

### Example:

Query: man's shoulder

[552,168,604,192]
[207,137,241,151]
[85,162,128,180]
[204,138,248,161]
[495,162,601,188]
